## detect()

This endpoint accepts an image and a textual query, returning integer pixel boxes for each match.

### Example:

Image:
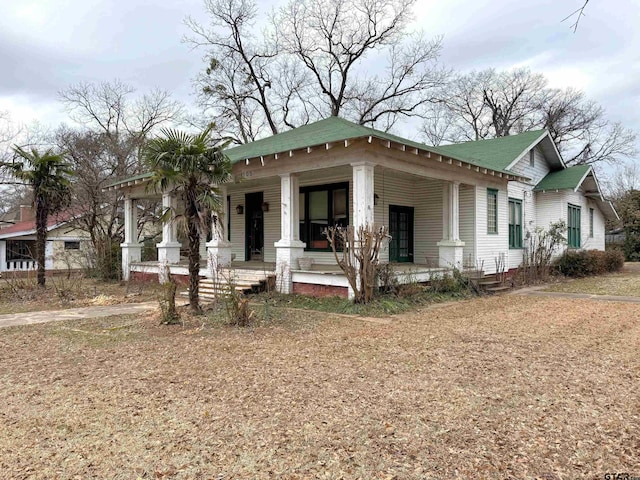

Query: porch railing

[6,259,37,271]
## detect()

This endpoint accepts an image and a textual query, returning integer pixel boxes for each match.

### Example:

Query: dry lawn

[1,295,639,479]
[0,277,162,315]
[544,263,640,297]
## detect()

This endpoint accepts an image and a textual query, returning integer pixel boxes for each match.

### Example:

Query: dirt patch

[0,295,638,478]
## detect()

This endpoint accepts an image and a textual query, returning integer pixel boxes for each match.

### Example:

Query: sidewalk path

[512,286,640,303]
[0,302,158,329]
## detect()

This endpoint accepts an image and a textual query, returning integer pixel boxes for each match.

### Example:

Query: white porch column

[349,162,376,299]
[0,240,6,273]
[156,192,181,266]
[120,197,142,281]
[437,181,465,268]
[351,162,375,233]
[274,173,305,293]
[206,185,233,279]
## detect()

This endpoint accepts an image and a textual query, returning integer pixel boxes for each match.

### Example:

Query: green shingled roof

[436,130,547,172]
[105,117,542,189]
[534,164,592,191]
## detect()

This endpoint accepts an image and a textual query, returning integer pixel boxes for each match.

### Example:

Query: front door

[389,205,414,263]
[245,192,264,261]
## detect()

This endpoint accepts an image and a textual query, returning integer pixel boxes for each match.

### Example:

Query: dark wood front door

[245,192,264,261]
[389,205,414,263]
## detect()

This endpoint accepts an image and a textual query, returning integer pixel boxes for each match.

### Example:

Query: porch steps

[475,273,513,294]
[193,269,276,300]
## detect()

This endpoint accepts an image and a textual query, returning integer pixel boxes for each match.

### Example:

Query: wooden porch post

[274,173,305,293]
[206,185,232,279]
[120,196,142,281]
[437,181,465,268]
[350,162,375,299]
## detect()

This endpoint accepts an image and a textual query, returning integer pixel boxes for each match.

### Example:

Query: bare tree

[423,67,637,167]
[186,0,448,138]
[57,81,182,278]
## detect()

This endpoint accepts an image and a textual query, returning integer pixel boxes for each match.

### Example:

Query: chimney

[20,205,35,222]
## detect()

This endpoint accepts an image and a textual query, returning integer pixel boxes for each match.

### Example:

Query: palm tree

[1,147,73,287]
[143,127,232,314]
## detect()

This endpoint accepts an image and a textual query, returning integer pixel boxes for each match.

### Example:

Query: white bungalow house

[105,117,617,297]
[0,206,91,275]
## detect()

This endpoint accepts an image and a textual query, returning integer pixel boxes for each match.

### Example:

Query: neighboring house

[0,206,91,275]
[106,117,617,298]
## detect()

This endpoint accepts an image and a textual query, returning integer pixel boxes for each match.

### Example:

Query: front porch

[111,122,518,298]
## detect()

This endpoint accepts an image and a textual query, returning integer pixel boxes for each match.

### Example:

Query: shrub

[429,269,472,294]
[554,249,625,277]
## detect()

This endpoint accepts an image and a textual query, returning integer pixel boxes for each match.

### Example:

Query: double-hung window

[508,198,523,249]
[567,204,581,248]
[487,189,498,234]
[299,182,349,250]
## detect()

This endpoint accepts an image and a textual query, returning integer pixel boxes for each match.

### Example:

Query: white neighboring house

[106,117,617,298]
[0,206,91,275]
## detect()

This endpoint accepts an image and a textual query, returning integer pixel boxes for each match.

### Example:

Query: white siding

[506,181,537,270]
[413,178,443,265]
[566,190,606,251]
[475,182,509,274]
[509,147,551,184]
[229,179,281,262]
[459,184,475,267]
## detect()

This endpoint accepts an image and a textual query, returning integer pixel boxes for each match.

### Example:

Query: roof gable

[436,130,548,172]
[533,164,591,192]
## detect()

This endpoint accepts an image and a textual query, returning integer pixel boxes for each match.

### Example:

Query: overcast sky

[1,0,638,151]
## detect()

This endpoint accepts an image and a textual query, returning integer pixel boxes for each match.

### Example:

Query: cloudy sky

[0,0,638,148]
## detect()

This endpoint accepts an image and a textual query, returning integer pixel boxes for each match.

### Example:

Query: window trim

[64,241,81,251]
[300,182,349,252]
[567,203,581,249]
[508,198,523,249]
[589,207,594,238]
[529,149,535,167]
[487,188,498,234]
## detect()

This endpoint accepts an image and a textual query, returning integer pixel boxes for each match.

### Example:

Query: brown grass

[0,277,162,314]
[0,295,639,479]
[544,264,640,297]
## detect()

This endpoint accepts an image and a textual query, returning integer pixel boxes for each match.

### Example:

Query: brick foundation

[130,271,190,286]
[292,282,349,298]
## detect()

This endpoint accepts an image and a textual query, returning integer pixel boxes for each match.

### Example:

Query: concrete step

[484,285,512,293]
[478,279,502,287]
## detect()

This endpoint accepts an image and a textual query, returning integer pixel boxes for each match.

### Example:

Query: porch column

[0,240,6,273]
[351,162,375,233]
[206,185,232,279]
[274,173,305,293]
[120,197,142,281]
[437,181,465,268]
[156,191,181,266]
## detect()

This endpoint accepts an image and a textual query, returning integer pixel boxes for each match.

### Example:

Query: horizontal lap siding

[229,179,280,262]
[414,178,443,265]
[475,182,509,275]
[509,148,550,184]
[459,184,475,267]
[506,181,535,270]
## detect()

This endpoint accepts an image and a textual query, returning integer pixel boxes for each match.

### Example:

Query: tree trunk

[35,195,48,287]
[186,193,201,314]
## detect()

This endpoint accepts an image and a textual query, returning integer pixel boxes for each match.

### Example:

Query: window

[64,241,80,250]
[487,189,498,234]
[227,195,231,241]
[508,198,523,248]
[299,183,349,250]
[589,208,594,238]
[568,204,581,248]
[6,240,35,260]
[529,150,535,167]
